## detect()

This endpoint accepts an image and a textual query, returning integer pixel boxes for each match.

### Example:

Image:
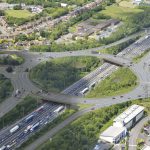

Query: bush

[0,74,13,101]
[6,66,13,72]
[30,56,101,92]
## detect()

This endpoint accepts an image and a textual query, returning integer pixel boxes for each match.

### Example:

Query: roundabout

[0,34,150,150]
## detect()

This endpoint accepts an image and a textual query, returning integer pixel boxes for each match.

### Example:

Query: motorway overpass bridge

[97,54,132,66]
[36,92,83,105]
[25,50,132,67]
[4,50,132,67]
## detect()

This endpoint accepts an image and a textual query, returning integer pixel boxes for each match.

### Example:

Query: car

[39,120,43,124]
[144,127,148,131]
[91,107,95,110]
[44,121,48,125]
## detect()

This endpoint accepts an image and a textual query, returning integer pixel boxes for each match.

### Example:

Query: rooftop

[100,126,126,138]
[142,145,150,150]
[114,104,145,124]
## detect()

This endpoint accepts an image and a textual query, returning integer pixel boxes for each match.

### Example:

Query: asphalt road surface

[128,117,150,150]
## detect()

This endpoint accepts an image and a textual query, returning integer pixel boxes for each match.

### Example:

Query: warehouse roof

[142,145,150,150]
[114,105,145,125]
[100,126,126,138]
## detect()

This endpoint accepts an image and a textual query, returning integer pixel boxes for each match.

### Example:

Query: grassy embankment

[86,67,137,98]
[133,48,150,63]
[98,38,139,54]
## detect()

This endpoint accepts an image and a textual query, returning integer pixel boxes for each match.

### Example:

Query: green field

[101,5,143,21]
[119,1,135,8]
[86,68,137,98]
[44,7,68,19]
[5,10,34,18]
[30,56,101,92]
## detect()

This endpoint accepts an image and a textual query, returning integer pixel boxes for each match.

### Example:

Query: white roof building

[142,145,150,150]
[61,3,68,7]
[113,104,145,129]
[100,105,145,144]
[100,126,127,144]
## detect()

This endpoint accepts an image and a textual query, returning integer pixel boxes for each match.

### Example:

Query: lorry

[79,87,89,95]
[54,106,64,113]
[30,122,40,132]
[89,82,96,88]
[35,106,44,112]
[25,114,34,123]
[0,146,6,150]
[10,125,19,134]
[24,125,33,133]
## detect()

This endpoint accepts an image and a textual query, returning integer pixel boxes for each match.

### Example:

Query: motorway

[0,102,65,149]
[0,34,150,149]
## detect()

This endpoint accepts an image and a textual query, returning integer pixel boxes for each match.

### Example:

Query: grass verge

[86,67,137,98]
[98,37,139,54]
[5,10,34,19]
[0,95,41,130]
[0,74,13,102]
[133,48,150,63]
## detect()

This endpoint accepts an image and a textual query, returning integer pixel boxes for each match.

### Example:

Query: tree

[6,66,13,73]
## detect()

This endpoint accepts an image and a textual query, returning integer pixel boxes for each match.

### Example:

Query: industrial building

[100,105,145,144]
[100,126,127,144]
[113,104,145,129]
[75,19,120,38]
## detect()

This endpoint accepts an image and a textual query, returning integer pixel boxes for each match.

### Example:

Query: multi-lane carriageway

[0,102,65,150]
[0,35,150,150]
